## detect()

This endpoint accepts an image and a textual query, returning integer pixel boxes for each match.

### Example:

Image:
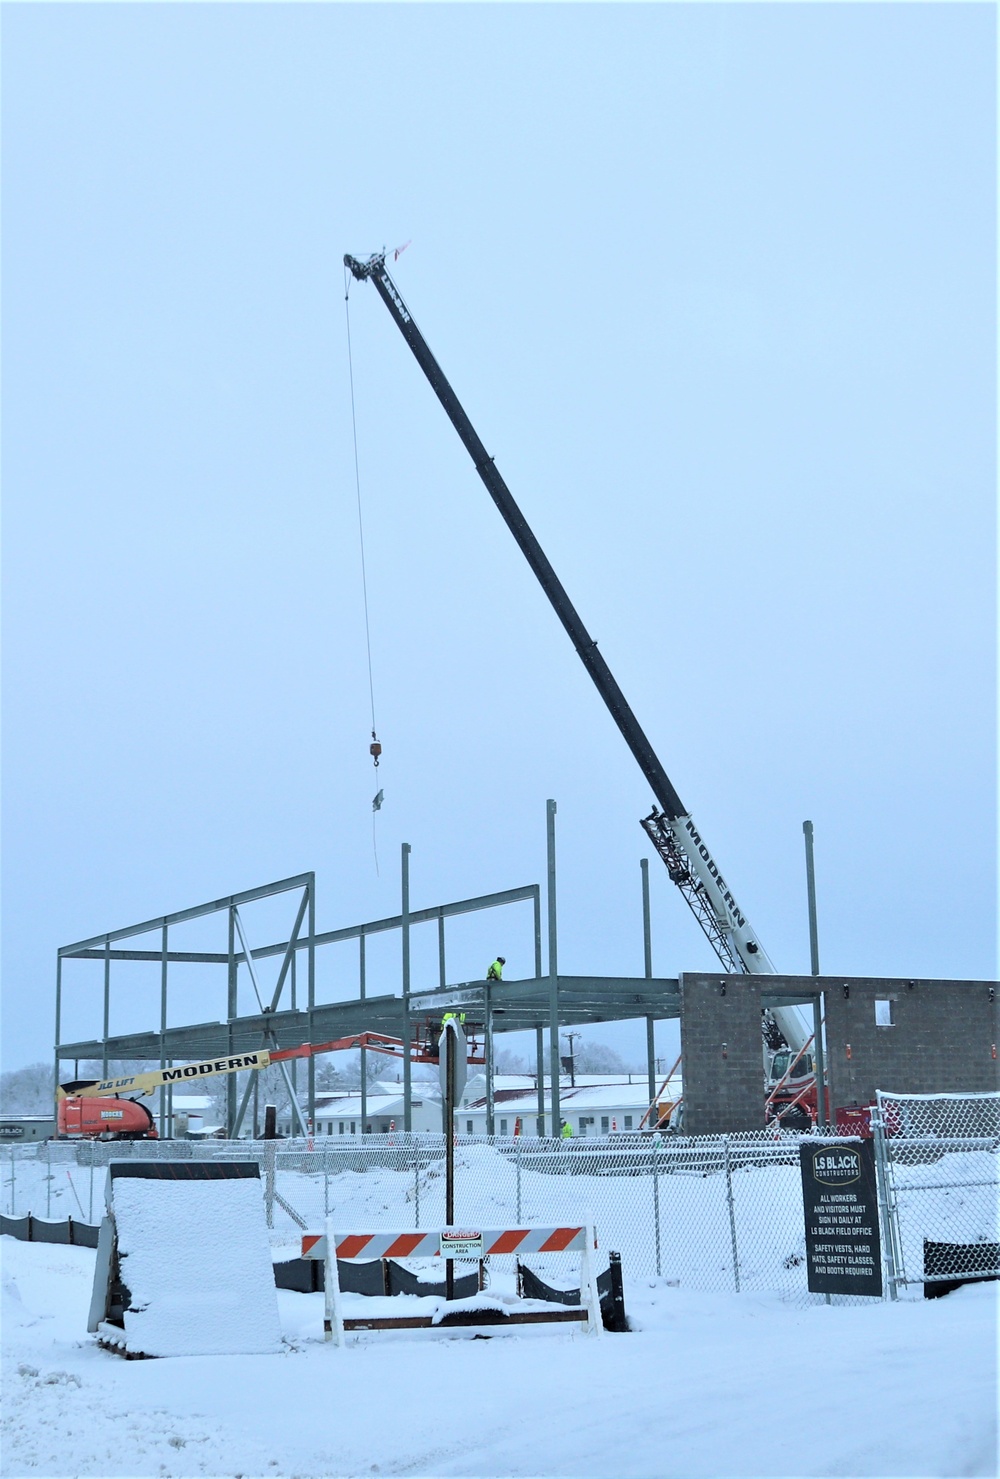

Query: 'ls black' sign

[799,1140,883,1297]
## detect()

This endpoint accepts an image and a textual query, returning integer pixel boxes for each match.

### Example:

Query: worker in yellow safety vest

[441,1011,466,1026]
[487,957,505,981]
[560,1120,573,1139]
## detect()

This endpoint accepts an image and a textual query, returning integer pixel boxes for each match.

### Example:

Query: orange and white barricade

[302,1221,602,1345]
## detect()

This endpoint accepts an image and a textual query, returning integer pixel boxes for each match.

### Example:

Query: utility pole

[563,1031,581,1088]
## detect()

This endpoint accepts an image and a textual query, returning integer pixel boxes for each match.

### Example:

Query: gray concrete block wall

[680,974,765,1134]
[823,978,1000,1109]
[677,974,998,1134]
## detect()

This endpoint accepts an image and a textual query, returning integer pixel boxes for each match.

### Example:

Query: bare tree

[494,1047,528,1074]
[0,1062,55,1114]
[565,1041,635,1075]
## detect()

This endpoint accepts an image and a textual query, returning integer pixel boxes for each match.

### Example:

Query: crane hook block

[370,735,382,766]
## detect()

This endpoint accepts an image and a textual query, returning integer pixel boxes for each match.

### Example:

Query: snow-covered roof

[466,1079,681,1114]
[293,1093,405,1119]
[462,1072,661,1099]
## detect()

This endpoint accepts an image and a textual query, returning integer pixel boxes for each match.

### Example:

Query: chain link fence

[8,1110,997,1305]
[873,1091,1000,1296]
[3,1129,890,1306]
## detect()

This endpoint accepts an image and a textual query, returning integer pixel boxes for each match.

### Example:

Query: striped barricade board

[302,1223,601,1344]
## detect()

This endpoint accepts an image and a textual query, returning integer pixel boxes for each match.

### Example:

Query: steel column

[291,949,298,1111]
[102,939,110,1077]
[546,800,560,1137]
[536,1026,545,1135]
[438,914,446,989]
[360,933,367,1132]
[53,955,62,1118]
[307,875,316,1130]
[402,843,412,1132]
[812,995,827,1129]
[227,909,238,1136]
[641,857,656,1114]
[159,925,169,1138]
[485,978,494,1135]
[803,821,820,975]
[803,822,826,1128]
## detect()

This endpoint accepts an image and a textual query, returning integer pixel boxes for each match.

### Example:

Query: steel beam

[54,973,684,1065]
[58,873,315,956]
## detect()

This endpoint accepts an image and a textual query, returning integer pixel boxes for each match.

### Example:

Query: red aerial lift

[56,1027,485,1140]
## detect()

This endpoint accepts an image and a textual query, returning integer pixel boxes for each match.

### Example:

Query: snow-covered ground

[2,1232,996,1478]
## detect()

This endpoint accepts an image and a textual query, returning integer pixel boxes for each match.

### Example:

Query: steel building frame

[55,799,833,1136]
[55,864,551,1134]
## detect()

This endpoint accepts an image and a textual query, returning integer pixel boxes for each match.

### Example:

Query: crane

[344,250,809,1061]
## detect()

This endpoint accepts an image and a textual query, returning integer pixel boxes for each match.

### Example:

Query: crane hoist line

[344,250,803,1050]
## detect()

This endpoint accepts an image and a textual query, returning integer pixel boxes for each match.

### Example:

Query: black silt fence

[1,1213,100,1248]
[923,1239,1000,1299]
[272,1256,478,1299]
[518,1249,629,1331]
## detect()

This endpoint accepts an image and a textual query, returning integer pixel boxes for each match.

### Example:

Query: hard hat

[498,956,506,964]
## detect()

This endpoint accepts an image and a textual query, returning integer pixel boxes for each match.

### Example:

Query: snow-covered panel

[110,1176,282,1357]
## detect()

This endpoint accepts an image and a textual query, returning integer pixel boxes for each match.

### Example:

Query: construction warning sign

[439,1230,484,1258]
[799,1140,883,1297]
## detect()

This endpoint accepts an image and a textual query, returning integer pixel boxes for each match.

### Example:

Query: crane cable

[344,265,382,875]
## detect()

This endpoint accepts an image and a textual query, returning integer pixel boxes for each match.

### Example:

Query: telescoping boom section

[57,1030,486,1101]
[344,250,806,1053]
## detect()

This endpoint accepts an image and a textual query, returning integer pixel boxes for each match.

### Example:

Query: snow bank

[1,1235,997,1477]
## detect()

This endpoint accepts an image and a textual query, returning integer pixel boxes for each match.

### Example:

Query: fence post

[724,1136,741,1294]
[46,1141,52,1218]
[263,1140,276,1229]
[10,1147,14,1216]
[88,1158,94,1224]
[323,1154,329,1219]
[652,1137,662,1277]
[871,1104,899,1301]
[414,1139,420,1229]
[516,1134,522,1223]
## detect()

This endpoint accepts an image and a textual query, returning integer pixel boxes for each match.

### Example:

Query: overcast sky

[2,3,995,1076]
